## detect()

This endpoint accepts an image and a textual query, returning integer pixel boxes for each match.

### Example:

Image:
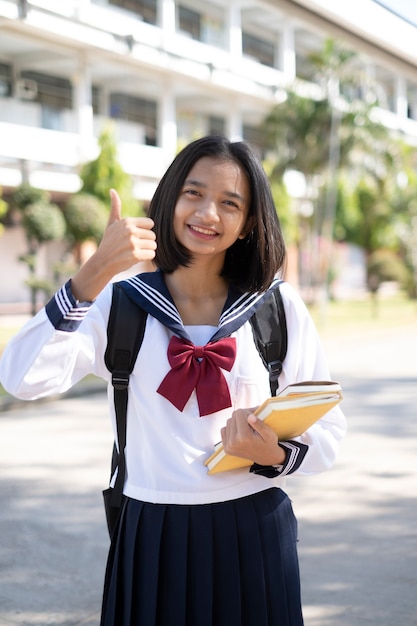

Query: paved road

[0,320,416,626]
[0,393,111,626]
[289,325,417,626]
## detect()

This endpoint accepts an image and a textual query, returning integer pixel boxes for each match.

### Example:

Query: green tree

[12,185,67,314]
[366,248,409,316]
[351,178,394,252]
[63,193,108,266]
[22,200,66,248]
[260,38,390,297]
[0,187,8,235]
[389,155,417,298]
[11,182,46,210]
[262,41,387,181]
[262,159,295,244]
[79,124,142,216]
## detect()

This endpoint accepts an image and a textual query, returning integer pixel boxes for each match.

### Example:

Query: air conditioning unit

[15,78,38,100]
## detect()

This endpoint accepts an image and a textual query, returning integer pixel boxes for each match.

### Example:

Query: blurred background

[0,0,417,319]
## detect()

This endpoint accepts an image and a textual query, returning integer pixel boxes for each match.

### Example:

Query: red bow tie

[157,336,236,416]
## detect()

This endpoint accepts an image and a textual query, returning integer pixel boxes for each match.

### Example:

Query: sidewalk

[0,317,416,625]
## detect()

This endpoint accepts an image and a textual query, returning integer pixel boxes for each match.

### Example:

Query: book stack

[205,380,343,474]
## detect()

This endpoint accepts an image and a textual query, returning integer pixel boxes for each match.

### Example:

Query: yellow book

[205,381,343,474]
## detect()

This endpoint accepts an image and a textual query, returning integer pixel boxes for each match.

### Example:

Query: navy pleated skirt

[100,487,303,626]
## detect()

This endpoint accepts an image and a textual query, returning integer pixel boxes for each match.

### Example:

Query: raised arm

[71,189,157,302]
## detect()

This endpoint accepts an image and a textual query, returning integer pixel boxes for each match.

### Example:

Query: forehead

[186,157,249,194]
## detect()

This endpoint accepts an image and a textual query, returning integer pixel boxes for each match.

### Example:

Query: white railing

[0,119,166,193]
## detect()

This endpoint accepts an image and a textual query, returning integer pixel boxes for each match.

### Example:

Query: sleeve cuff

[249,440,309,478]
[45,280,93,331]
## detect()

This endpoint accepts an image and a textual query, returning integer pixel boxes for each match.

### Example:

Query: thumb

[247,413,266,440]
[108,189,122,226]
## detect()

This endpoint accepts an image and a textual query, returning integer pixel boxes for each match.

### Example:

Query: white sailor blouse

[0,272,346,505]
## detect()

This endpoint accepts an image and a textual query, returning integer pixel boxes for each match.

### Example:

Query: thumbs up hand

[70,189,156,302]
[99,189,156,271]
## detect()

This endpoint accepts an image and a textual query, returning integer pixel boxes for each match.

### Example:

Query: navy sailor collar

[117,270,283,343]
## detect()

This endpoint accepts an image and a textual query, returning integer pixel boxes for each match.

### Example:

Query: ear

[238,216,255,239]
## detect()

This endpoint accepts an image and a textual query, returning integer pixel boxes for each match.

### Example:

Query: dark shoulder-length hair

[148,135,286,293]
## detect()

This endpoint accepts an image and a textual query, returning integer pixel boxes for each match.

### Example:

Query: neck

[164,267,229,325]
[165,267,229,299]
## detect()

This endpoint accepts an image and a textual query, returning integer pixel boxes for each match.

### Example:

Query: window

[178,5,201,40]
[201,14,225,48]
[92,85,101,115]
[242,32,275,67]
[21,71,72,109]
[407,81,417,120]
[0,63,12,97]
[294,29,324,82]
[242,125,265,157]
[373,65,396,112]
[178,3,226,47]
[208,116,225,136]
[110,93,157,145]
[41,107,64,131]
[110,0,157,25]
[295,52,316,82]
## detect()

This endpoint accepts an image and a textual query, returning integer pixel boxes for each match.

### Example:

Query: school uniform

[0,271,346,626]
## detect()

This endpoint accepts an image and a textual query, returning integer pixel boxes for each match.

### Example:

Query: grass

[308,291,417,338]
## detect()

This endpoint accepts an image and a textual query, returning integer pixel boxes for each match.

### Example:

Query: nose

[196,198,219,221]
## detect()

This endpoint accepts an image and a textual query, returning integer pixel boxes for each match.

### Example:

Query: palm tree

[261,38,390,298]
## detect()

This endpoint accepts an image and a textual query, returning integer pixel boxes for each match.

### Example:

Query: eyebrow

[184,178,246,203]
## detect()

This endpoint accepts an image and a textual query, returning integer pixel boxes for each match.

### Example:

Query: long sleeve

[0,281,112,400]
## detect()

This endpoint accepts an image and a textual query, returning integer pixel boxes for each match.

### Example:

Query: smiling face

[173,156,252,265]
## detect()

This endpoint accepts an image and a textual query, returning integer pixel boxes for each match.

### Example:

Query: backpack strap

[104,283,148,508]
[249,283,288,396]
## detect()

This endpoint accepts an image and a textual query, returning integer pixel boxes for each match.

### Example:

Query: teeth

[191,225,216,236]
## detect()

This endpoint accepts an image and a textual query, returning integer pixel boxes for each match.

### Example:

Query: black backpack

[103,281,288,536]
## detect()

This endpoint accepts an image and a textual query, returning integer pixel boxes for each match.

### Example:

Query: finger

[132,217,156,236]
[221,415,236,446]
[108,189,122,226]
[248,414,280,446]
[247,414,267,440]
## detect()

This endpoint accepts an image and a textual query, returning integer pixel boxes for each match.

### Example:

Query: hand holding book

[205,380,343,474]
[220,408,288,468]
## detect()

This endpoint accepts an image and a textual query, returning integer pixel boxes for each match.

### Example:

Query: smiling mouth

[188,224,218,237]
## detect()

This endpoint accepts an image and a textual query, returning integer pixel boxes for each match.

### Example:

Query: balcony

[0,112,165,198]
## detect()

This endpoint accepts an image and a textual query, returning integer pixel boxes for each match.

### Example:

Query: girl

[0,136,346,626]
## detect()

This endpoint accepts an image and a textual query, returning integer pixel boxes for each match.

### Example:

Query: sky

[374,0,417,26]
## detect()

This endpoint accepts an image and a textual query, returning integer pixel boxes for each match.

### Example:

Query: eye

[223,199,241,210]
[184,188,200,197]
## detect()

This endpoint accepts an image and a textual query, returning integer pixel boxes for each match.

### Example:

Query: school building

[1,0,416,306]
